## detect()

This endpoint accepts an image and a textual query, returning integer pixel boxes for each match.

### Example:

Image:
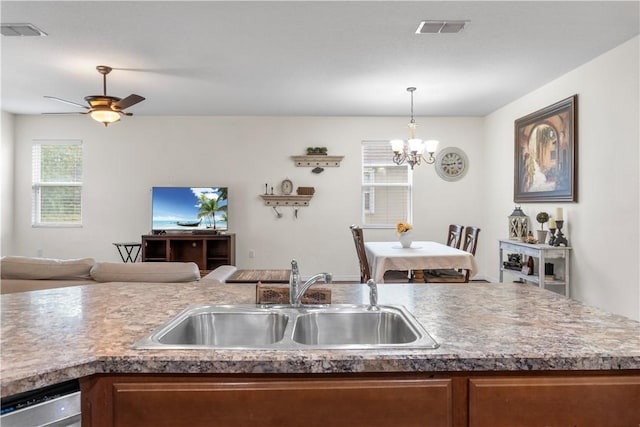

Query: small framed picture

[521,265,531,275]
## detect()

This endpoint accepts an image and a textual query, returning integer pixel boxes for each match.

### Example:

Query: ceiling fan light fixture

[44,65,145,126]
[90,108,121,126]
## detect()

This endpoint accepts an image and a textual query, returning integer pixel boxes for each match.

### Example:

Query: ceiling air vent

[1,23,47,37]
[415,20,468,34]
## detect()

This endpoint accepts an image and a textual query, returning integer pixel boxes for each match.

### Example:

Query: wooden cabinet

[499,239,571,296]
[468,376,640,427]
[82,375,457,427]
[81,373,640,427]
[141,234,235,272]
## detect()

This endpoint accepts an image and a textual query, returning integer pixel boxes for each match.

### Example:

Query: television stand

[141,234,235,271]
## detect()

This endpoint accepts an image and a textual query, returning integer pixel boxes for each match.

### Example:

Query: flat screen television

[151,187,228,232]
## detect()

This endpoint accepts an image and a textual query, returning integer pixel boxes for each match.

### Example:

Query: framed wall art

[514,95,577,203]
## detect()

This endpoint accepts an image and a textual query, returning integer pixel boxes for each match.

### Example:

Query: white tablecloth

[364,241,478,283]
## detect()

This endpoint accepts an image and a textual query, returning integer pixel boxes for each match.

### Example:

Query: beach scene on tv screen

[152,187,228,230]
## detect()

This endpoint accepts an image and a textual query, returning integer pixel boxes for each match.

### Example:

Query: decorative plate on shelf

[281,178,293,195]
[435,147,469,182]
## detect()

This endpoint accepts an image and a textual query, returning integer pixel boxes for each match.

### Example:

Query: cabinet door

[88,376,454,427]
[205,237,231,270]
[170,239,205,269]
[469,376,640,427]
[142,238,168,261]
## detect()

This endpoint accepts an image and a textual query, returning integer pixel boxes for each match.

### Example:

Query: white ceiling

[2,1,639,117]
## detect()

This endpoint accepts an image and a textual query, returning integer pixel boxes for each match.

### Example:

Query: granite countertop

[2,281,639,397]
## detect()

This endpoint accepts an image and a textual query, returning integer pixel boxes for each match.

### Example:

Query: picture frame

[514,95,577,202]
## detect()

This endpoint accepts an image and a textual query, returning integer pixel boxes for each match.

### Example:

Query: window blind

[361,141,412,228]
[32,140,83,226]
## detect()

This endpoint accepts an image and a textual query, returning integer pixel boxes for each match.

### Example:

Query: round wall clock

[281,178,293,195]
[435,147,469,182]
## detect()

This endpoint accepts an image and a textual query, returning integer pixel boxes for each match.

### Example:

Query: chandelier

[390,87,439,169]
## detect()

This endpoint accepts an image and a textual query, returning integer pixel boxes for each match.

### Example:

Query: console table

[499,239,571,296]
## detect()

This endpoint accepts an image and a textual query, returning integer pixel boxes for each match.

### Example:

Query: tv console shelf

[141,234,235,272]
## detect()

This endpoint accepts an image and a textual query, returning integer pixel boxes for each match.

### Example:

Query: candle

[550,219,557,228]
[556,208,564,220]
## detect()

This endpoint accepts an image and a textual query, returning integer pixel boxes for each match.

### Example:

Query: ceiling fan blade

[42,112,88,115]
[44,96,89,110]
[114,94,145,110]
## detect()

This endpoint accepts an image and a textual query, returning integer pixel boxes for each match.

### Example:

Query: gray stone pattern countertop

[1,281,639,396]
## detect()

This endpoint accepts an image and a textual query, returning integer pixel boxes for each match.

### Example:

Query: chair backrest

[446,224,464,249]
[350,225,371,282]
[462,226,481,255]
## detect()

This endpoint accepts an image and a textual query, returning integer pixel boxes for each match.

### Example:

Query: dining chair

[422,224,463,280]
[350,225,372,282]
[424,226,481,283]
[461,226,481,257]
[447,224,464,249]
[349,225,412,283]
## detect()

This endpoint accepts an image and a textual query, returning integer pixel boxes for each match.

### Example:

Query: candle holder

[554,220,568,246]
[548,228,557,246]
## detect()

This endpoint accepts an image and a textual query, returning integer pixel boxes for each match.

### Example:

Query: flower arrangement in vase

[397,221,413,248]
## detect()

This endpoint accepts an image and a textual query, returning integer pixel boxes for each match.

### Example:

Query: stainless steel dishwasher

[1,380,81,427]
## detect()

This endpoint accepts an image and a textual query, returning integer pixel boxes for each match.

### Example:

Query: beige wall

[10,115,484,282]
[1,111,15,256]
[3,36,638,320]
[483,36,639,320]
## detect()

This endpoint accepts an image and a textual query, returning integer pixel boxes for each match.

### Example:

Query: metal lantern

[508,206,529,241]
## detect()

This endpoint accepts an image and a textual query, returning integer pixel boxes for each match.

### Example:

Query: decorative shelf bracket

[291,155,344,167]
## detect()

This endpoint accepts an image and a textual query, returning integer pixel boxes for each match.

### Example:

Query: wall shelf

[291,155,343,167]
[260,195,313,206]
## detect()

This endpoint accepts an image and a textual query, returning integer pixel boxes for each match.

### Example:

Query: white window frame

[361,140,413,229]
[32,140,83,227]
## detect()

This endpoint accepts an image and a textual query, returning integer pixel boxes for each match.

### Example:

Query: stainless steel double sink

[133,304,439,350]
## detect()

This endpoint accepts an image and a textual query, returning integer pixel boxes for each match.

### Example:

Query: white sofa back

[1,256,95,280]
[90,262,200,283]
[0,256,203,294]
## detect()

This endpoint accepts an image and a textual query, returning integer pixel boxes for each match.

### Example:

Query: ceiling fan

[44,65,145,127]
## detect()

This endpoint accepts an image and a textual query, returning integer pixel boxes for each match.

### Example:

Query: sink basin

[134,305,289,349]
[292,310,418,346]
[133,304,438,350]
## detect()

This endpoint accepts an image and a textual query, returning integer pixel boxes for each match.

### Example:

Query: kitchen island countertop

[2,281,639,397]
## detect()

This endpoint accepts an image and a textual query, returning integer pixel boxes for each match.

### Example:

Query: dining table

[364,240,478,283]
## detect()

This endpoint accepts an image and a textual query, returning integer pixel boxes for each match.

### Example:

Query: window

[32,140,83,226]
[361,140,412,227]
